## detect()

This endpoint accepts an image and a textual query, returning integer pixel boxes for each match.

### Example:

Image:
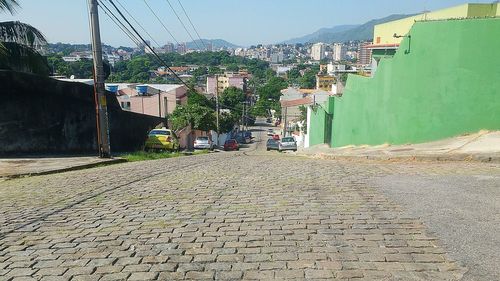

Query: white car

[278,137,297,152]
[194,136,214,150]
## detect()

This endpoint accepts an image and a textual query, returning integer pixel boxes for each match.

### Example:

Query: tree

[169,104,216,132]
[0,0,49,75]
[187,90,215,109]
[219,86,245,110]
[300,69,317,89]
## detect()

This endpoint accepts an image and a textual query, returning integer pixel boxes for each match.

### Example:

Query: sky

[1,0,488,47]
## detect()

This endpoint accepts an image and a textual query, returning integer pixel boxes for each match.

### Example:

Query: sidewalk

[299,131,500,163]
[0,156,126,178]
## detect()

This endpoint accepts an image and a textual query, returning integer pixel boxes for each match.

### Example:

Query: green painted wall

[330,18,500,147]
[308,105,327,146]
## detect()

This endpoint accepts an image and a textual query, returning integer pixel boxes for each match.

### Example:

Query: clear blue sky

[1,0,487,47]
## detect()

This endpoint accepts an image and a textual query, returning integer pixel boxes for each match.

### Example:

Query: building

[358,42,373,65]
[368,3,500,65]
[332,43,345,61]
[311,43,326,61]
[177,43,187,54]
[206,74,246,96]
[271,52,284,63]
[316,75,336,92]
[109,84,188,118]
[306,15,500,148]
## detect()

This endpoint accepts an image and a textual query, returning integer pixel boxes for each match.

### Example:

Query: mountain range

[186,39,240,50]
[281,14,413,44]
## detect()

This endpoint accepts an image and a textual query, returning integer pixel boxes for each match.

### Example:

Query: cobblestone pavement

[1,132,499,280]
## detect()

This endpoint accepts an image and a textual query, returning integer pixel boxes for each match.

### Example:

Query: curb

[1,158,127,180]
[297,152,500,164]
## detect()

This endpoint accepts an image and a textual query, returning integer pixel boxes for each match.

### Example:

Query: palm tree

[0,0,49,75]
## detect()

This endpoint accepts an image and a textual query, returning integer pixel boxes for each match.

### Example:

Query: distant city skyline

[1,0,488,47]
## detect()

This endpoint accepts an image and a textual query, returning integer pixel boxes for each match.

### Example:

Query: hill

[281,14,412,44]
[281,25,358,44]
[186,39,240,50]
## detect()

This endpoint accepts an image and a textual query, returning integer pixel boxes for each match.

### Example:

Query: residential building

[177,43,187,54]
[358,42,373,65]
[271,52,284,63]
[109,84,188,118]
[368,3,500,66]
[206,74,246,96]
[316,75,336,92]
[311,43,326,61]
[332,43,345,61]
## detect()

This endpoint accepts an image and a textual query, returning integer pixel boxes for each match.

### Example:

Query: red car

[223,139,239,151]
[272,134,280,140]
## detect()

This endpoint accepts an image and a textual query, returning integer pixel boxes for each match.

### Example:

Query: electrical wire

[98,0,142,47]
[163,0,201,50]
[176,0,207,50]
[142,0,180,45]
[115,0,162,48]
[100,0,252,118]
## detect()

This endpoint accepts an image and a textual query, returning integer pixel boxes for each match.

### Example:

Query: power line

[163,0,200,50]
[98,0,142,47]
[176,0,207,50]
[105,0,190,87]
[142,0,180,45]
[100,0,253,119]
[115,0,162,48]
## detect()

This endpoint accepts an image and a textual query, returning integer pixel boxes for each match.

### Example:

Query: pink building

[206,74,246,96]
[110,84,188,118]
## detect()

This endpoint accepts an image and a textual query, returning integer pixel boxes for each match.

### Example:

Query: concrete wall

[331,18,500,147]
[0,71,162,155]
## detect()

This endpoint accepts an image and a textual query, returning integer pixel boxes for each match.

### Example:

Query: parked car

[272,134,280,140]
[266,117,272,123]
[223,139,239,151]
[194,136,214,150]
[144,128,180,151]
[266,139,279,151]
[235,131,252,144]
[278,137,297,152]
[267,129,274,136]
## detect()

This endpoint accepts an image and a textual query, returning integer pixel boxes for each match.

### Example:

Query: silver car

[278,137,297,152]
[194,136,214,150]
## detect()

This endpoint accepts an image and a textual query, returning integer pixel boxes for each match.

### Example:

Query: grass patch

[120,150,209,162]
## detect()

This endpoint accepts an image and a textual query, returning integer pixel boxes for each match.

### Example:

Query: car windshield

[267,139,276,143]
[282,137,295,142]
[149,130,170,136]
[197,137,209,141]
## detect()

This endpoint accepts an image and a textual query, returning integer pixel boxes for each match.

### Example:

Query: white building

[310,43,326,61]
[333,43,346,61]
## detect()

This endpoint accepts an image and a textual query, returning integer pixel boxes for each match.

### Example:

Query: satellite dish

[70,75,75,79]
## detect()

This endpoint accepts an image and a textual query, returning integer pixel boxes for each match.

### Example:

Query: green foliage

[219,112,238,133]
[300,69,317,89]
[0,2,49,75]
[226,63,239,72]
[187,90,215,109]
[219,86,245,110]
[169,104,216,132]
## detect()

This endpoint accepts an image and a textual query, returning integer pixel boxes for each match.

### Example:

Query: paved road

[0,124,499,280]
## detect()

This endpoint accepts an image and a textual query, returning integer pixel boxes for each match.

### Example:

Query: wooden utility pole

[88,0,111,158]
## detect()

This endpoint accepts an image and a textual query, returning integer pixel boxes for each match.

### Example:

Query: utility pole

[215,74,220,146]
[88,0,111,158]
[241,100,245,131]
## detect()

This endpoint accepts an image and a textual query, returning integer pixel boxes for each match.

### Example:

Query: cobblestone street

[1,130,499,280]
